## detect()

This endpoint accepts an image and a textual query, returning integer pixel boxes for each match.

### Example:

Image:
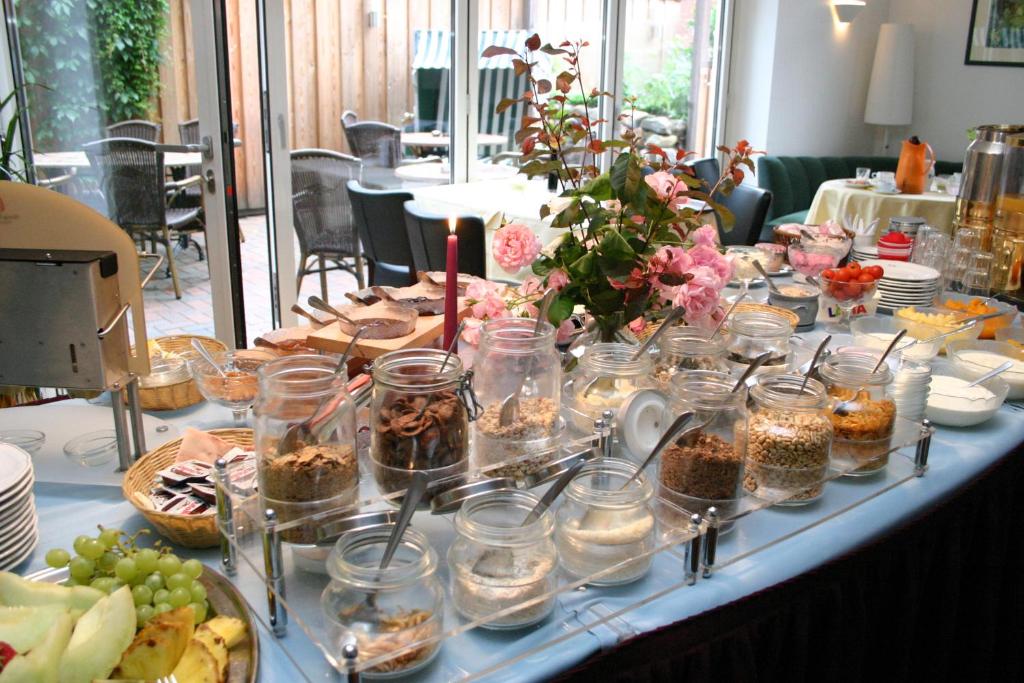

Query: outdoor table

[806,178,957,234]
[400,131,508,148]
[7,278,1024,681]
[396,160,520,185]
[34,150,203,169]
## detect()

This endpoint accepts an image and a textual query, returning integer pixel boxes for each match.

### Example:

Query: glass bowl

[926,361,1008,427]
[935,292,1018,340]
[64,430,117,467]
[947,339,1024,399]
[851,316,940,361]
[0,430,45,454]
[893,306,982,351]
[787,242,841,278]
[188,349,275,424]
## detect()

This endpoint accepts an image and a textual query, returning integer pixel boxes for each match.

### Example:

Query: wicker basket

[139,335,227,411]
[730,302,801,330]
[123,428,253,548]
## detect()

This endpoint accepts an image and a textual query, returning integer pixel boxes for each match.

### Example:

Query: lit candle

[443,215,459,350]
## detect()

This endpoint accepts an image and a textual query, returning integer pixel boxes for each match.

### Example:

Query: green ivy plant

[14,0,168,151]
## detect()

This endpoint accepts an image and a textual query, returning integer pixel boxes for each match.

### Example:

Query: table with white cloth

[395,161,520,185]
[5,278,1024,679]
[33,150,203,169]
[806,178,957,234]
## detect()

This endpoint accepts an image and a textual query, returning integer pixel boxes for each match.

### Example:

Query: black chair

[689,157,721,191]
[715,184,773,246]
[83,138,202,299]
[346,180,416,287]
[403,201,487,278]
[106,119,161,142]
[291,149,365,298]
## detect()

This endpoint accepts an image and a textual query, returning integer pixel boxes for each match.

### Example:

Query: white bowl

[947,340,1024,400]
[925,363,1008,427]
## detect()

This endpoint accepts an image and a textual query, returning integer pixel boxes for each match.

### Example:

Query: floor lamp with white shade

[865,23,914,155]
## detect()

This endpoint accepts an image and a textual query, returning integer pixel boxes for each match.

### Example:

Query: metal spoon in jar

[731,352,774,393]
[190,338,227,378]
[618,411,697,490]
[833,328,907,416]
[498,289,557,427]
[710,293,747,340]
[306,295,358,327]
[412,320,466,421]
[800,335,832,394]
[752,260,781,295]
[277,326,367,455]
[965,360,1015,388]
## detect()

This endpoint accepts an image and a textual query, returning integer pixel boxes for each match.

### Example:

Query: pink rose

[547,268,570,291]
[492,223,542,273]
[691,224,719,247]
[645,171,685,202]
[461,318,484,346]
[669,266,722,324]
[556,319,577,344]
[627,316,646,335]
[470,292,509,320]
[520,274,543,296]
[688,244,733,287]
[465,278,502,302]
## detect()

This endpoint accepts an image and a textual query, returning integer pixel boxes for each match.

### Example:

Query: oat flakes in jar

[654,327,730,385]
[472,318,563,480]
[819,350,896,475]
[555,459,655,585]
[255,355,358,544]
[567,343,655,434]
[744,373,833,505]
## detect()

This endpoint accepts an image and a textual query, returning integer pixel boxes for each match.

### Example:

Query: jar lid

[618,389,670,459]
[521,448,599,489]
[316,509,399,544]
[430,477,518,514]
[139,355,190,388]
[820,348,894,385]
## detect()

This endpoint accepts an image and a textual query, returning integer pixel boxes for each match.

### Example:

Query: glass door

[1,0,243,347]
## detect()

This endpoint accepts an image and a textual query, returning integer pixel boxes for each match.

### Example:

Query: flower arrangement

[481,34,760,341]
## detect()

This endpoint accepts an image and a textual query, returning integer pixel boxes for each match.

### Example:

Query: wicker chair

[342,110,359,128]
[83,138,203,299]
[169,118,210,258]
[291,149,366,299]
[346,180,416,287]
[341,119,402,168]
[403,201,487,278]
[106,120,161,142]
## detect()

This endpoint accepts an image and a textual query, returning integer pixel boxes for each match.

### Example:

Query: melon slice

[0,612,73,683]
[0,604,68,653]
[57,586,135,683]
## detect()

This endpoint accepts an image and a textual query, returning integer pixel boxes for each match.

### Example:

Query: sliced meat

[370,281,446,316]
[334,302,419,340]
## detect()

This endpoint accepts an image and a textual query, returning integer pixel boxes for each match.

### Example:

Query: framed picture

[966,0,1024,67]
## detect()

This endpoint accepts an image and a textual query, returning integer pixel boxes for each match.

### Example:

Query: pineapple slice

[113,607,194,680]
[171,638,225,683]
[200,616,247,649]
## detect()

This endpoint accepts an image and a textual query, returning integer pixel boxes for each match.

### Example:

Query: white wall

[724,0,1024,163]
[889,0,1024,162]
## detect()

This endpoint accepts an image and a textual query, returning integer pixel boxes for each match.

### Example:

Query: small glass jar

[745,373,833,505]
[725,311,792,374]
[567,343,654,433]
[321,526,443,678]
[448,489,558,629]
[660,371,746,521]
[555,458,655,585]
[819,350,896,475]
[370,348,471,501]
[255,355,358,544]
[472,318,563,478]
[654,327,730,385]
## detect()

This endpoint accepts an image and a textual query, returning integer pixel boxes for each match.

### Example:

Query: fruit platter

[0,527,257,682]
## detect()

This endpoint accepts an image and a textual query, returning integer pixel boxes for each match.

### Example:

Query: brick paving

[142,215,358,345]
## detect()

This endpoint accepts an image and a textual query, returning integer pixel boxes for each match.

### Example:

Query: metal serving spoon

[800,335,832,394]
[307,295,358,327]
[498,289,556,427]
[190,338,227,377]
[753,259,782,295]
[412,320,465,421]
[833,329,907,416]
[965,360,1015,388]
[710,293,747,340]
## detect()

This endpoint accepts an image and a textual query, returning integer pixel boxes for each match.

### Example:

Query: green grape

[98,527,121,549]
[136,604,155,624]
[188,601,208,624]
[90,577,115,593]
[153,589,170,605]
[131,585,153,606]
[189,582,207,603]
[182,559,203,579]
[157,555,181,577]
[79,539,105,561]
[98,551,119,573]
[45,549,71,569]
[109,579,125,592]
[69,556,95,581]
[135,548,159,575]
[72,536,91,556]
[154,602,173,615]
[114,558,138,582]
[166,573,191,591]
[144,573,164,592]
[169,587,191,608]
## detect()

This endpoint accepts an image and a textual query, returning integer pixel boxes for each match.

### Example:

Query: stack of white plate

[850,244,879,262]
[0,443,37,570]
[857,259,941,311]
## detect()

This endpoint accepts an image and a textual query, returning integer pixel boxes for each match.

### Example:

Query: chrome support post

[214,458,236,576]
[344,643,360,683]
[702,507,719,578]
[262,508,287,636]
[110,382,132,472]
[125,375,146,459]
[684,513,703,585]
[915,419,932,476]
[601,409,615,458]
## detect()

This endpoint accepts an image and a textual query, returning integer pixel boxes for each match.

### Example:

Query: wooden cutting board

[305,303,471,359]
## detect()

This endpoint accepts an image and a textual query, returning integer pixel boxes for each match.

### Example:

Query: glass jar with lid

[818,349,896,475]
[744,373,833,505]
[555,458,655,585]
[321,526,443,677]
[448,489,558,629]
[370,348,471,501]
[660,371,746,521]
[255,355,358,544]
[725,311,792,375]
[654,327,730,385]
[472,318,563,479]
[567,343,655,434]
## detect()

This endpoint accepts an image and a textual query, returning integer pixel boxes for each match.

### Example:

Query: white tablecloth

[807,178,957,234]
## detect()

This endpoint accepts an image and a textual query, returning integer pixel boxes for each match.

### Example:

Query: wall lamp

[833,0,866,24]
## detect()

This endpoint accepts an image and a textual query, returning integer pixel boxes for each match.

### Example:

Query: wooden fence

[157,0,694,210]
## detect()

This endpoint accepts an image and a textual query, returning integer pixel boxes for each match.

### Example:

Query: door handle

[204,169,216,193]
[154,134,214,161]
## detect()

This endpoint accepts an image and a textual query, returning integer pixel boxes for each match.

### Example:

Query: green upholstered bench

[755,155,963,241]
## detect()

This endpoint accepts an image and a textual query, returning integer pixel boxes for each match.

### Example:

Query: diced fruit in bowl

[939,293,1017,339]
[894,306,983,351]
[851,315,939,361]
[820,263,883,302]
[994,326,1024,349]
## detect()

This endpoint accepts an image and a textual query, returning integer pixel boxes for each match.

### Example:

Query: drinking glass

[856,167,871,181]
[945,246,973,292]
[953,226,983,252]
[962,252,994,297]
[726,246,761,302]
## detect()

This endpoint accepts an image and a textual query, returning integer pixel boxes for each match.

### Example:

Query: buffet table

[7,281,1024,681]
[806,179,957,233]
